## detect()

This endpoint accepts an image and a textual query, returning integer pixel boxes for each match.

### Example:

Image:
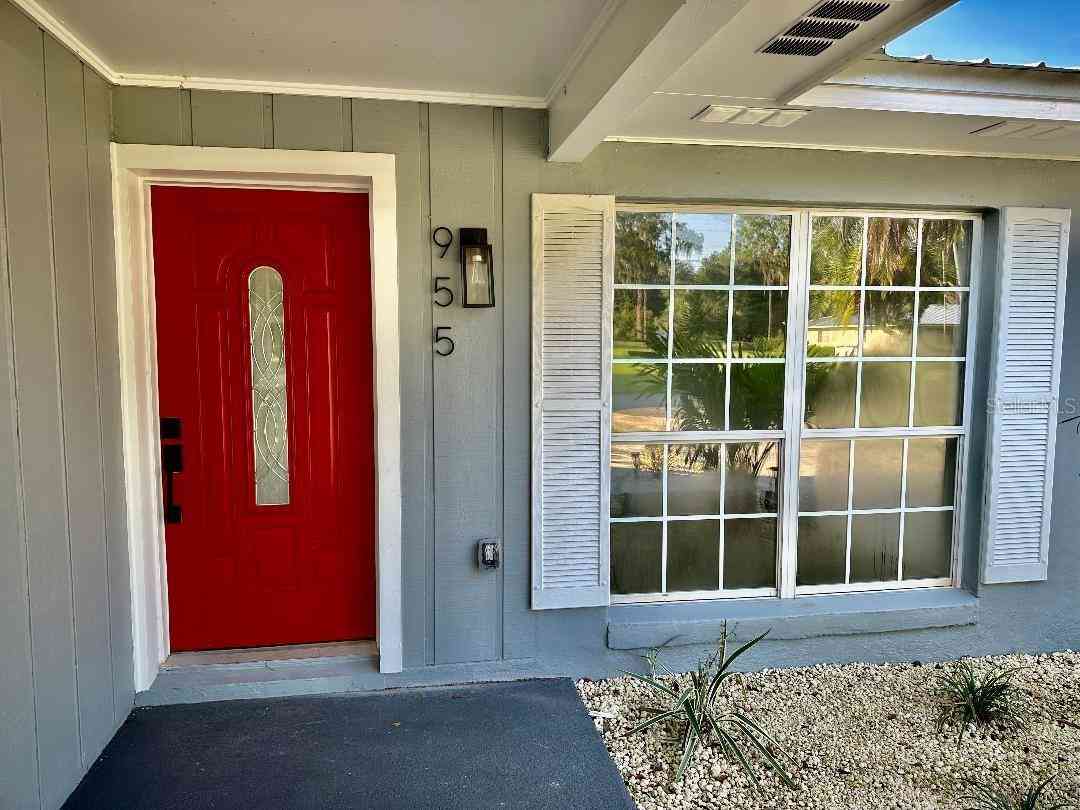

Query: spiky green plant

[961,774,1072,810]
[935,659,1026,737]
[622,626,796,789]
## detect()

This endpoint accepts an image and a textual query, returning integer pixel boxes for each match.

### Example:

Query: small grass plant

[622,623,796,790]
[960,774,1072,810]
[936,658,1026,739]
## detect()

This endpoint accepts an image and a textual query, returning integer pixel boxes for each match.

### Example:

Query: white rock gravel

[577,651,1080,809]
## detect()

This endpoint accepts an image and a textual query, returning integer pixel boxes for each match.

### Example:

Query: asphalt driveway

[62,678,635,809]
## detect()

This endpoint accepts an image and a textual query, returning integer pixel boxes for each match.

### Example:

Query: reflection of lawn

[614,340,655,360]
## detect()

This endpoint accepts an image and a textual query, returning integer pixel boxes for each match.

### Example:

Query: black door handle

[161,418,183,525]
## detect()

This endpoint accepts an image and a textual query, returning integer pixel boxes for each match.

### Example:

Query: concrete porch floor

[61,678,635,809]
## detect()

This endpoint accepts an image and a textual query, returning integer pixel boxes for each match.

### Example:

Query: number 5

[434,276,454,307]
[434,326,455,357]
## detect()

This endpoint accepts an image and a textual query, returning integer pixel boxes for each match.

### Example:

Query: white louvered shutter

[531,194,614,609]
[982,208,1071,584]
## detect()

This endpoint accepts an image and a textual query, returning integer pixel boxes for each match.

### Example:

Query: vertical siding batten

[429,105,502,663]
[2,10,83,806]
[83,64,135,728]
[44,33,117,765]
[500,108,540,659]
[349,98,434,668]
[0,6,42,805]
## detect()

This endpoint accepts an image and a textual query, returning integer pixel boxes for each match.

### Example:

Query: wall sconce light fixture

[459,227,495,308]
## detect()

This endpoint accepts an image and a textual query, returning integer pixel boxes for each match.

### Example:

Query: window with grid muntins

[609,206,980,602]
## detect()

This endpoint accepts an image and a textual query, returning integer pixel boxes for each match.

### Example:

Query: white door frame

[111,144,403,691]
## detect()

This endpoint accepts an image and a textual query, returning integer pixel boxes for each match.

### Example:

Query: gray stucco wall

[3,0,1080,803]
[0,3,133,809]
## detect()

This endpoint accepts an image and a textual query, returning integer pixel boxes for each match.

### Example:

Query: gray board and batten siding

[0,4,132,809]
[108,82,1080,672]
[2,0,1080,805]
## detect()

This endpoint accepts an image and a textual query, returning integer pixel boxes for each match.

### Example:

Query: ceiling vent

[693,106,810,128]
[761,1,892,57]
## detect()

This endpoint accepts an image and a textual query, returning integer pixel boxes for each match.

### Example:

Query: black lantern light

[459,227,495,308]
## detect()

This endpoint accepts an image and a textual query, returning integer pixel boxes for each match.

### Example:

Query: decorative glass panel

[248,266,290,506]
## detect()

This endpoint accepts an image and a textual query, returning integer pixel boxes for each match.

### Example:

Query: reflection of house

[808,315,859,356]
[810,304,961,356]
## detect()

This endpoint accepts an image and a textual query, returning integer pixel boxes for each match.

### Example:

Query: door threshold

[163,640,377,670]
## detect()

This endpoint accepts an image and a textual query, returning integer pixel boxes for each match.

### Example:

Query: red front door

[151,186,375,652]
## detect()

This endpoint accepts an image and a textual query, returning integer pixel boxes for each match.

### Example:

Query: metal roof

[877,48,1080,76]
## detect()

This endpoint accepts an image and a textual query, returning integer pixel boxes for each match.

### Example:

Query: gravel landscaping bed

[578,650,1080,809]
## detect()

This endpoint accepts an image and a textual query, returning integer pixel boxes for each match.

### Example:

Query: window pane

[724,518,776,589]
[613,363,667,433]
[797,515,847,586]
[914,361,964,427]
[673,290,727,358]
[906,437,958,507]
[670,363,725,432]
[863,291,914,357]
[616,211,671,285]
[804,362,856,428]
[674,213,731,284]
[725,442,781,515]
[248,266,289,506]
[667,444,722,516]
[808,291,860,357]
[610,443,663,518]
[916,292,967,357]
[733,214,791,285]
[850,513,900,583]
[731,290,787,357]
[668,520,720,591]
[613,289,668,358]
[611,522,662,595]
[902,511,953,580]
[852,439,903,509]
[729,363,785,430]
[921,219,972,287]
[866,217,917,287]
[859,362,911,428]
[799,439,849,512]
[810,216,863,285]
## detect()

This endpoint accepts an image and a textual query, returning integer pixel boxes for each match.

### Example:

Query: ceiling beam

[547,0,752,163]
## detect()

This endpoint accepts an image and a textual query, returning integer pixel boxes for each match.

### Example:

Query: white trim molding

[111,145,404,691]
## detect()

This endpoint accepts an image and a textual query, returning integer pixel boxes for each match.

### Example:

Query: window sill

[606,588,977,650]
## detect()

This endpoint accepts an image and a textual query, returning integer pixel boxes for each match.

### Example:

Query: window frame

[610,203,983,604]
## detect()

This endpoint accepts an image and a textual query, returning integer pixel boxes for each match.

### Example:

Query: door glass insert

[248,266,290,505]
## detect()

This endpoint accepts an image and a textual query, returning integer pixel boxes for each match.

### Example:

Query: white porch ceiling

[16,0,610,105]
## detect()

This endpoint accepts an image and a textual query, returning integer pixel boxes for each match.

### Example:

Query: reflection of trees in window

[921,220,970,287]
[675,220,729,283]
[734,215,790,285]
[613,289,667,356]
[615,212,671,284]
[866,218,917,286]
[811,216,863,285]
